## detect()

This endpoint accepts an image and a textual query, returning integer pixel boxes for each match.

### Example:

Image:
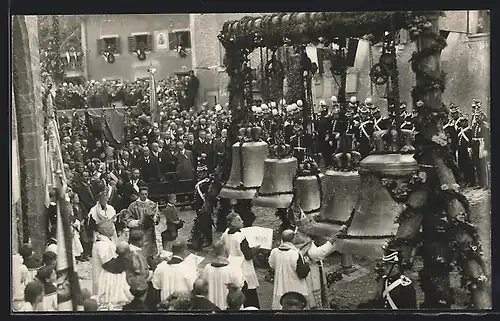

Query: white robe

[297,240,335,309]
[72,219,84,257]
[88,203,118,243]
[39,290,58,311]
[220,229,259,290]
[151,256,198,301]
[202,262,245,309]
[268,242,309,310]
[91,235,130,308]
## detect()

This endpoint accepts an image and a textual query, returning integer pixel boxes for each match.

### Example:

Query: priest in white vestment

[88,189,118,243]
[202,240,245,309]
[151,239,198,301]
[291,204,348,309]
[268,230,309,310]
[220,213,260,308]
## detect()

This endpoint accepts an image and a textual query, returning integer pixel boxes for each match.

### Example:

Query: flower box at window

[97,36,121,55]
[168,31,191,50]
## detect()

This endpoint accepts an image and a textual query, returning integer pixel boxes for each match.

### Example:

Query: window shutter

[180,31,191,48]
[168,32,176,50]
[128,36,136,53]
[114,37,121,54]
[97,38,105,55]
[147,34,153,51]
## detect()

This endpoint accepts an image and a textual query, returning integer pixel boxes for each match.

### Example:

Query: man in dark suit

[212,129,228,170]
[160,141,178,181]
[191,279,221,311]
[121,168,146,209]
[175,141,195,181]
[75,170,98,258]
[138,146,162,183]
[191,129,210,162]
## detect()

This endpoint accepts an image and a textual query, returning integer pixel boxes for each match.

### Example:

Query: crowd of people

[12,72,490,311]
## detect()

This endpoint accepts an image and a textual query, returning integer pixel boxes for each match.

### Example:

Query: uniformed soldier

[373,107,390,132]
[471,109,490,188]
[348,96,359,115]
[356,106,374,159]
[188,176,213,250]
[380,249,417,309]
[400,114,415,132]
[316,101,334,167]
[456,117,475,186]
[443,104,461,162]
[399,102,408,119]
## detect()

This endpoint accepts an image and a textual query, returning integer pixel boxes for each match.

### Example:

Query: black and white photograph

[11,10,491,312]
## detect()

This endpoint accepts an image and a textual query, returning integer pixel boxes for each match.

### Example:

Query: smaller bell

[295,159,324,217]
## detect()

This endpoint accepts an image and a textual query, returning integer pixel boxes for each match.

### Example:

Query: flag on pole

[149,68,160,123]
[46,90,82,311]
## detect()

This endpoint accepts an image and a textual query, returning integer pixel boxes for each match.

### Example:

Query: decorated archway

[197,11,492,309]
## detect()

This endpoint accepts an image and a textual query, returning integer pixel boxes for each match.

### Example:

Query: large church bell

[335,128,419,259]
[219,126,269,199]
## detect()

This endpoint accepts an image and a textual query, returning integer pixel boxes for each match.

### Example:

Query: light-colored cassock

[91,234,130,307]
[88,203,118,242]
[221,229,259,290]
[296,240,335,309]
[151,256,198,301]
[72,219,84,257]
[268,242,308,310]
[202,262,245,309]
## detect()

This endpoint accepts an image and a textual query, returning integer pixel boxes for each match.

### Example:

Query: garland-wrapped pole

[408,11,491,309]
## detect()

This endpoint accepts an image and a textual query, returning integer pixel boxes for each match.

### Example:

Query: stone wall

[84,14,193,81]
[12,15,47,256]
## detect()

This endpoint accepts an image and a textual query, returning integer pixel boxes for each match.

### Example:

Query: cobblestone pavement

[75,187,490,309]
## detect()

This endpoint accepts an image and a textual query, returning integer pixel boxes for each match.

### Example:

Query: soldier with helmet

[470,103,490,188]
[358,247,417,309]
[456,116,475,186]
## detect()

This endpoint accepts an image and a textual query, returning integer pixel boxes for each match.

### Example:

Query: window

[476,10,490,34]
[128,33,153,53]
[168,30,191,50]
[97,36,121,55]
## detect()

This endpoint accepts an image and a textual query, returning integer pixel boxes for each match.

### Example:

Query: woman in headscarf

[289,203,347,310]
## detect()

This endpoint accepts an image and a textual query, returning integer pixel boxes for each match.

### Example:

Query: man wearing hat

[377,248,417,309]
[444,104,461,162]
[348,96,359,114]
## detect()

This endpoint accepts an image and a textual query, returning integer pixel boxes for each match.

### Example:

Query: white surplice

[202,261,245,309]
[88,203,118,242]
[268,242,308,310]
[151,256,198,301]
[220,229,259,290]
[91,234,130,307]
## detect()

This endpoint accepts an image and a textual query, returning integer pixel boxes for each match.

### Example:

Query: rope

[369,44,374,96]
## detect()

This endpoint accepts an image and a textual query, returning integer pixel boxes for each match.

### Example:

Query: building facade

[82,14,193,82]
[192,11,489,116]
